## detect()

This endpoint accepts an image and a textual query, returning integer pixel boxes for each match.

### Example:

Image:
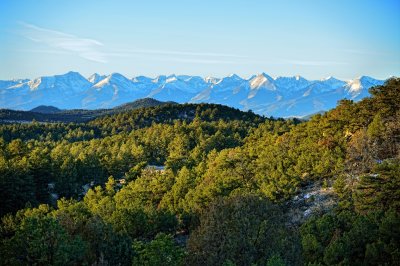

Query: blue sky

[0,0,399,80]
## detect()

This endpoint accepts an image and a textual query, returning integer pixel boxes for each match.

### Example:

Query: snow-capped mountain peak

[228,73,241,79]
[27,71,90,92]
[27,78,43,91]
[215,74,244,86]
[346,77,364,93]
[88,73,106,84]
[93,73,137,92]
[204,76,220,84]
[249,73,275,90]
[166,76,178,83]
[153,75,167,84]
[345,76,383,99]
[133,76,153,83]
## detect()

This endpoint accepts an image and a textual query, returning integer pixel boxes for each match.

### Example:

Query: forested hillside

[0,78,399,265]
[0,98,178,123]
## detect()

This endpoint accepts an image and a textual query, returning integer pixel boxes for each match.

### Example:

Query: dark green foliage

[0,98,178,123]
[1,214,87,266]
[187,195,301,266]
[133,233,186,266]
[113,97,177,111]
[301,210,400,265]
[0,149,36,217]
[81,216,133,265]
[89,103,264,135]
[368,78,400,116]
[30,105,62,114]
[354,159,400,213]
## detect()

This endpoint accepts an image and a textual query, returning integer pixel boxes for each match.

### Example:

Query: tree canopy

[1,78,399,265]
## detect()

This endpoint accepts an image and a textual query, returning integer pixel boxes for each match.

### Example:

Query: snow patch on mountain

[345,76,384,99]
[204,76,220,84]
[250,73,276,90]
[88,73,106,84]
[27,71,91,93]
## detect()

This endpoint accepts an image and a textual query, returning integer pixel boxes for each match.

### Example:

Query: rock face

[287,180,337,225]
[0,72,385,118]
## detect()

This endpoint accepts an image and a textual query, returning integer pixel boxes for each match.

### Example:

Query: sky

[0,0,399,80]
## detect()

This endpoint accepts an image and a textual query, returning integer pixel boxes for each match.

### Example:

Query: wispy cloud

[285,60,348,66]
[153,57,236,64]
[341,49,385,56]
[19,22,107,63]
[107,52,236,64]
[16,49,71,55]
[18,22,244,65]
[109,49,246,58]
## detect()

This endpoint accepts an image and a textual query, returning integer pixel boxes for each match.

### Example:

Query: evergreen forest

[0,78,399,265]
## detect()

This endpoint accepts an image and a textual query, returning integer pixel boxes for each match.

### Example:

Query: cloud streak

[19,22,107,63]
[18,22,244,65]
[341,49,386,56]
[18,22,247,65]
[109,48,246,58]
[152,56,236,64]
[285,59,348,66]
[106,52,237,64]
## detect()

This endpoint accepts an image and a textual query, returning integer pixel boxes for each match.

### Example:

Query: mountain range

[0,71,385,117]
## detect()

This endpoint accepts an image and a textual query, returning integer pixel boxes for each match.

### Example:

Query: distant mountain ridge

[0,98,177,123]
[0,71,386,117]
[30,105,62,114]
